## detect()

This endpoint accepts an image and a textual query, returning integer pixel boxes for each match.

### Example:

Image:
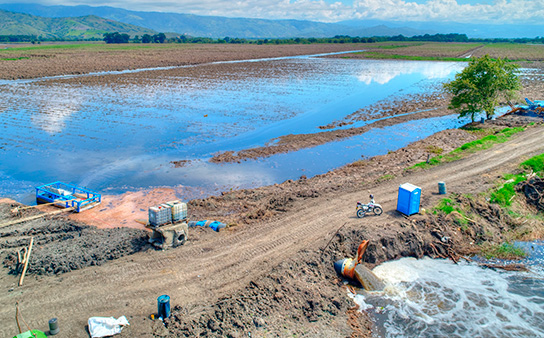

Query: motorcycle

[356,200,383,218]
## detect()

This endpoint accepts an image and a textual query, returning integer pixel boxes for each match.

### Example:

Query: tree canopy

[444,55,521,122]
[103,32,130,44]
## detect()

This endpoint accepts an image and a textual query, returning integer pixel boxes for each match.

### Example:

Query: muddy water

[355,247,544,338]
[0,54,465,202]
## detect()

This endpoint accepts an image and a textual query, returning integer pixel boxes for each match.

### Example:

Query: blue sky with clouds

[2,0,543,23]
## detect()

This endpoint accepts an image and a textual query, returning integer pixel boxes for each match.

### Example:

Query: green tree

[444,55,521,122]
[153,33,166,43]
[103,32,130,44]
[142,34,153,43]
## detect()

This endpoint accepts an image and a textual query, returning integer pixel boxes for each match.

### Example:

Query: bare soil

[0,43,368,80]
[1,114,543,337]
[1,44,544,337]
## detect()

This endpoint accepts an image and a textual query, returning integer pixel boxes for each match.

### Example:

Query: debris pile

[520,176,544,210]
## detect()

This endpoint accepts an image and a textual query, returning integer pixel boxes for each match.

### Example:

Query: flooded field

[0,54,465,202]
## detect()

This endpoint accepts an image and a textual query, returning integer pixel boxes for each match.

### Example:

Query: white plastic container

[166,200,187,222]
[149,204,172,227]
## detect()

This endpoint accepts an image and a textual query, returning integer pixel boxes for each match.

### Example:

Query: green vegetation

[434,198,458,214]
[353,51,468,62]
[377,174,395,182]
[426,145,443,155]
[0,56,29,61]
[433,197,470,227]
[103,32,130,44]
[433,153,544,260]
[521,154,544,174]
[480,242,527,260]
[489,152,544,207]
[490,173,527,207]
[410,127,525,170]
[0,10,154,41]
[444,55,521,122]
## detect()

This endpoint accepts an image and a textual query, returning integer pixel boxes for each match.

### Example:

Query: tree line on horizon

[105,32,544,45]
[2,33,544,45]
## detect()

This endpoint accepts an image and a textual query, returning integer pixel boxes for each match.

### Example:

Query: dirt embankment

[162,131,544,337]
[1,117,543,338]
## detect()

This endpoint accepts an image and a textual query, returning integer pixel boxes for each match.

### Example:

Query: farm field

[1,42,544,337]
[0,43,368,79]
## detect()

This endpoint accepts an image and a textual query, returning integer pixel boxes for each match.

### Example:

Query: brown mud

[2,115,543,338]
[0,44,367,80]
[1,45,544,337]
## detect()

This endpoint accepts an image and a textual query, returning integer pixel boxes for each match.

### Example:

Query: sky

[3,0,544,23]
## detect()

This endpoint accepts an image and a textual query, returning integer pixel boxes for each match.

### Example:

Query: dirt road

[1,125,543,337]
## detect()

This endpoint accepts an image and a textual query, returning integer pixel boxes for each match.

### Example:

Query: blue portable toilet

[397,183,421,216]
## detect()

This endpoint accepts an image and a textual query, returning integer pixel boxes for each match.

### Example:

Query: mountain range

[0,9,154,39]
[0,3,540,39]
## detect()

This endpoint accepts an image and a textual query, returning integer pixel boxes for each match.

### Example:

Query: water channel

[0,52,466,203]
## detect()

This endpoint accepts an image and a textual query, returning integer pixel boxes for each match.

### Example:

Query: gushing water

[355,257,544,337]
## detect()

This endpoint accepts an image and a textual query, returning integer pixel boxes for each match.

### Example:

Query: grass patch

[410,127,525,170]
[0,56,30,61]
[480,242,527,260]
[490,173,527,207]
[377,174,395,182]
[433,197,470,226]
[488,153,544,207]
[521,153,544,174]
[434,198,457,214]
[426,145,443,155]
[355,51,468,62]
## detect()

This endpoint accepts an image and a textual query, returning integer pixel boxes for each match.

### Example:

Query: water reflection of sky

[357,60,461,85]
[0,55,465,201]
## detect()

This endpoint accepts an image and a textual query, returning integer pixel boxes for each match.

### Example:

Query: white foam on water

[355,257,544,338]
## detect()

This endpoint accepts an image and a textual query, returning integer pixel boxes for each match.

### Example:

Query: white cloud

[10,0,544,23]
[351,0,544,23]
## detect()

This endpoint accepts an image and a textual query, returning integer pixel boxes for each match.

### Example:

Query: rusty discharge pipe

[334,240,384,291]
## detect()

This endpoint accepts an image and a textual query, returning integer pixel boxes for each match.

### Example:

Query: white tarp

[88,316,129,338]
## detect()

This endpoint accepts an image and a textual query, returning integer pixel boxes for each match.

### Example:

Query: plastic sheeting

[188,220,226,232]
[88,316,129,338]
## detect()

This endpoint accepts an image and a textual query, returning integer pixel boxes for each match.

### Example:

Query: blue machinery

[508,98,544,116]
[35,181,101,213]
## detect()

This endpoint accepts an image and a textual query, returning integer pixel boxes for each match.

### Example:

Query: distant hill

[0,9,155,39]
[0,3,429,39]
[339,19,542,39]
[1,3,537,40]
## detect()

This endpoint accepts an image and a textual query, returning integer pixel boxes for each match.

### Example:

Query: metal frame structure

[35,181,101,213]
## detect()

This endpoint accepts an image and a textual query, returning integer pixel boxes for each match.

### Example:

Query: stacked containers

[148,204,172,227]
[166,200,187,222]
